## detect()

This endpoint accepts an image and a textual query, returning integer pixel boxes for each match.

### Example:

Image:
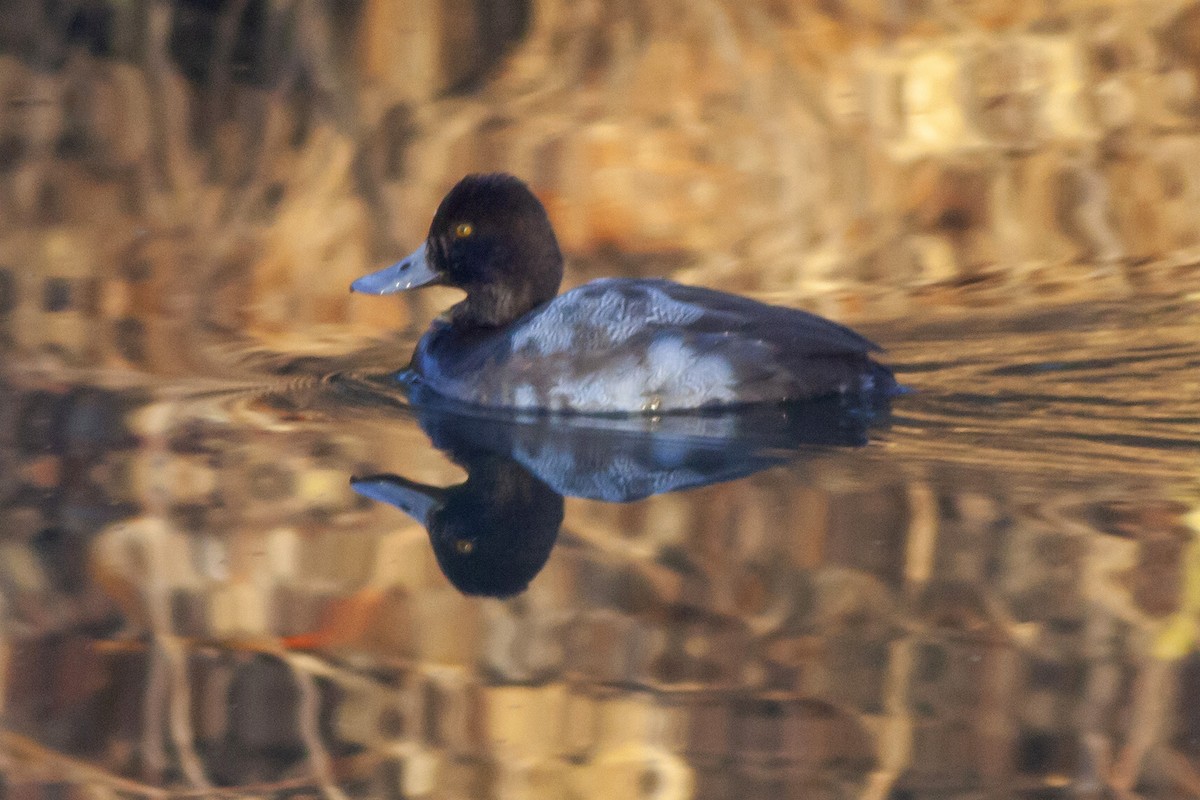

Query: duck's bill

[351,474,445,526]
[350,242,441,294]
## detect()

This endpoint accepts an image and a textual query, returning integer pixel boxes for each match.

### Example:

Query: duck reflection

[352,390,891,597]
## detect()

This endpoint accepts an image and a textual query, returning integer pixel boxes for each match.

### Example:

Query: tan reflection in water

[0,380,1197,798]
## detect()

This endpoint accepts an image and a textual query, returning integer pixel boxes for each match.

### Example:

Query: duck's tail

[865,361,912,398]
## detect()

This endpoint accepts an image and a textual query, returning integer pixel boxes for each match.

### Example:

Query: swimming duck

[351,173,899,414]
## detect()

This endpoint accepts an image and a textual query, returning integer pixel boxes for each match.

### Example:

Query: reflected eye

[455,539,474,554]
[454,223,474,239]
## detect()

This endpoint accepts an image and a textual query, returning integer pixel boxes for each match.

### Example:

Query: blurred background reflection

[2,1,1200,798]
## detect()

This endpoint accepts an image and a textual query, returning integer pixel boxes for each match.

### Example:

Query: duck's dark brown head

[351,173,563,328]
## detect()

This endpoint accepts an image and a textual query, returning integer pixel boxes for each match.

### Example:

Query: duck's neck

[450,272,562,329]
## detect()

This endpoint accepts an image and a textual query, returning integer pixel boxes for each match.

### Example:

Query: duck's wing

[511,278,888,359]
[512,278,880,358]
[636,280,894,400]
[632,279,883,355]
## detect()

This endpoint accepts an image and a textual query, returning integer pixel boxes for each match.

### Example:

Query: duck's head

[350,459,563,598]
[351,173,563,328]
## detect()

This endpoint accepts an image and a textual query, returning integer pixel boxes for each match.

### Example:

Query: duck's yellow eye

[454,223,474,238]
[455,539,474,554]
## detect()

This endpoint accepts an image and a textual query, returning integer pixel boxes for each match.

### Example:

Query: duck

[351,173,900,414]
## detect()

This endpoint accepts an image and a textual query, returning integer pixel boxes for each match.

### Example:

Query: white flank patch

[512,384,538,409]
[549,338,737,412]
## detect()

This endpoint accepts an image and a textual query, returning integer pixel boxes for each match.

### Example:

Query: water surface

[3,292,1199,800]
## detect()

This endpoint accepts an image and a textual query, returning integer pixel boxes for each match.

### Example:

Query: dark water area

[3,293,1200,800]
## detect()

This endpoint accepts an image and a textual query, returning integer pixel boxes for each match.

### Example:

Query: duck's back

[411,279,896,413]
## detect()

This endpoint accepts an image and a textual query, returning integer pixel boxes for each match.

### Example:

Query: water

[5,2,1200,796]
[3,291,1199,800]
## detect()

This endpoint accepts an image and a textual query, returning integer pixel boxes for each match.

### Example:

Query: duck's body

[352,174,900,414]
[413,277,892,413]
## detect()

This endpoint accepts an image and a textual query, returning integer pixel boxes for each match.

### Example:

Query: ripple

[879,299,1200,483]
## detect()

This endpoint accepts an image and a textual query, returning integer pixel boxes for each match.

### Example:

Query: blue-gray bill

[351,475,443,525]
[350,242,440,294]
